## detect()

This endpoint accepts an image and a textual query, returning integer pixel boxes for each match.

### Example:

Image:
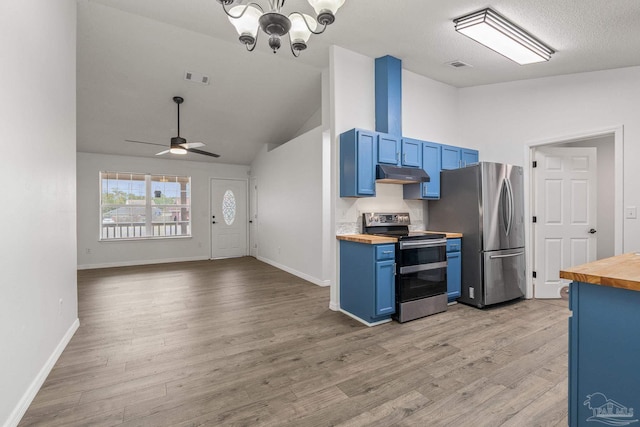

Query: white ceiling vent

[447,60,473,69]
[184,70,210,85]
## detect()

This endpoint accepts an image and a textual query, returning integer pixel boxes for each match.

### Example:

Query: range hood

[376,165,430,184]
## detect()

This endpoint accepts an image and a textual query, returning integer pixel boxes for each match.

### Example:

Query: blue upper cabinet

[377,134,400,165]
[401,138,422,168]
[441,145,462,170]
[442,145,479,169]
[421,142,441,198]
[403,141,441,200]
[461,148,479,167]
[340,129,376,197]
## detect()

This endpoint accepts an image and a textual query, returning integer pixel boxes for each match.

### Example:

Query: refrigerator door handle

[506,178,514,236]
[501,179,511,236]
[489,251,524,259]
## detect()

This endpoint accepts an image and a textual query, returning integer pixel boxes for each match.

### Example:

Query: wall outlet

[85,248,91,254]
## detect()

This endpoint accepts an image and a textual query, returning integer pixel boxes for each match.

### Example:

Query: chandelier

[216,0,346,56]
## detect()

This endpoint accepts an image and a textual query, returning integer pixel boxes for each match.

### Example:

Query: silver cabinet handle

[489,252,524,259]
[382,250,393,254]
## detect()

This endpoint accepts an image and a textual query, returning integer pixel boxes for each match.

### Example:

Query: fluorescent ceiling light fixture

[454,8,554,65]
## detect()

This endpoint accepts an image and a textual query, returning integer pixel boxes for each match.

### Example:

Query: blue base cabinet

[569,281,640,426]
[340,241,395,324]
[446,239,461,302]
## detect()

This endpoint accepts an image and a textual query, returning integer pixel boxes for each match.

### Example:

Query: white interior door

[249,177,258,257]
[211,179,247,259]
[533,147,597,298]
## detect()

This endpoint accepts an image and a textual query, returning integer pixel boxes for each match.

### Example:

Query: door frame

[209,177,249,259]
[524,125,624,299]
[249,176,258,258]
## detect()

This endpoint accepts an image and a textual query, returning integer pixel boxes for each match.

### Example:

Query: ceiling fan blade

[180,141,205,149]
[187,148,220,158]
[125,139,168,147]
[156,149,171,156]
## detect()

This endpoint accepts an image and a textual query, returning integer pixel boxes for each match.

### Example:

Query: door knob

[212,221,216,224]
[588,228,597,234]
[212,215,216,219]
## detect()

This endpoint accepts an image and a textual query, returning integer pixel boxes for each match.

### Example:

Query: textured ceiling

[77,0,640,165]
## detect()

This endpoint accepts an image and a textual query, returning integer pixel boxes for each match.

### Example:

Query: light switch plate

[626,206,637,219]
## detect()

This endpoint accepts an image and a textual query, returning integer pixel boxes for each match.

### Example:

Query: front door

[533,147,597,298]
[211,179,247,259]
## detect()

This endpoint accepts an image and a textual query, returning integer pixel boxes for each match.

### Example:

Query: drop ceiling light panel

[454,9,554,65]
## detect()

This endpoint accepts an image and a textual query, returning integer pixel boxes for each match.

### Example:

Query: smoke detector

[184,70,210,85]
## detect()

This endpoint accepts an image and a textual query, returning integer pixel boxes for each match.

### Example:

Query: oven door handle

[399,261,448,275]
[399,239,447,249]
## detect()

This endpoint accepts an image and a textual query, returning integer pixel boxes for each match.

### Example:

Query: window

[100,172,191,240]
[222,190,236,225]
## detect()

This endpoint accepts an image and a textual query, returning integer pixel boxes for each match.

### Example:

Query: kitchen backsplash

[337,183,427,234]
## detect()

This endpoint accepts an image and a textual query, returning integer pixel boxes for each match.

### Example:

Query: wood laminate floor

[20,257,569,426]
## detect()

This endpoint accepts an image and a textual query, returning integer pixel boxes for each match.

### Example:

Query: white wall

[250,127,328,285]
[0,1,78,426]
[561,135,615,259]
[458,66,640,252]
[77,152,250,268]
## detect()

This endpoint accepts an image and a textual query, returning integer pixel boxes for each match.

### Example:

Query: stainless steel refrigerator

[429,162,525,308]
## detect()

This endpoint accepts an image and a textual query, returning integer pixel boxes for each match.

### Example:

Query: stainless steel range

[363,213,448,323]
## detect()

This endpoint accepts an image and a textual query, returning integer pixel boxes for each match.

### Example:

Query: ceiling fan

[126,96,220,158]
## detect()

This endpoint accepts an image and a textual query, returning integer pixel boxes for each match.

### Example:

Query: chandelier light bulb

[306,0,345,24]
[289,13,317,50]
[228,5,262,45]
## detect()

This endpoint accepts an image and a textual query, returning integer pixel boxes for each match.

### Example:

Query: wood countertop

[422,231,463,239]
[336,234,397,244]
[560,252,640,292]
[337,231,463,244]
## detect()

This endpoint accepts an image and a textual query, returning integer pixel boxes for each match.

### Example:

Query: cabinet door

[447,251,461,302]
[377,134,400,165]
[461,149,479,167]
[375,259,396,316]
[401,138,422,167]
[357,132,376,195]
[421,142,441,199]
[441,145,462,170]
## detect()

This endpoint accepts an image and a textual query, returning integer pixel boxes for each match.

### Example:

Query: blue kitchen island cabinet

[561,254,640,427]
[446,238,461,302]
[339,238,396,326]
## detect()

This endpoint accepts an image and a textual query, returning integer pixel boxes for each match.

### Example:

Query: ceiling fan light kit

[454,8,554,65]
[126,96,220,158]
[217,0,345,56]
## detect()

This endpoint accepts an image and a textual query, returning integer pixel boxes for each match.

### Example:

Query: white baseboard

[256,256,330,287]
[77,256,210,270]
[329,301,339,311]
[4,318,79,427]
[338,309,392,327]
